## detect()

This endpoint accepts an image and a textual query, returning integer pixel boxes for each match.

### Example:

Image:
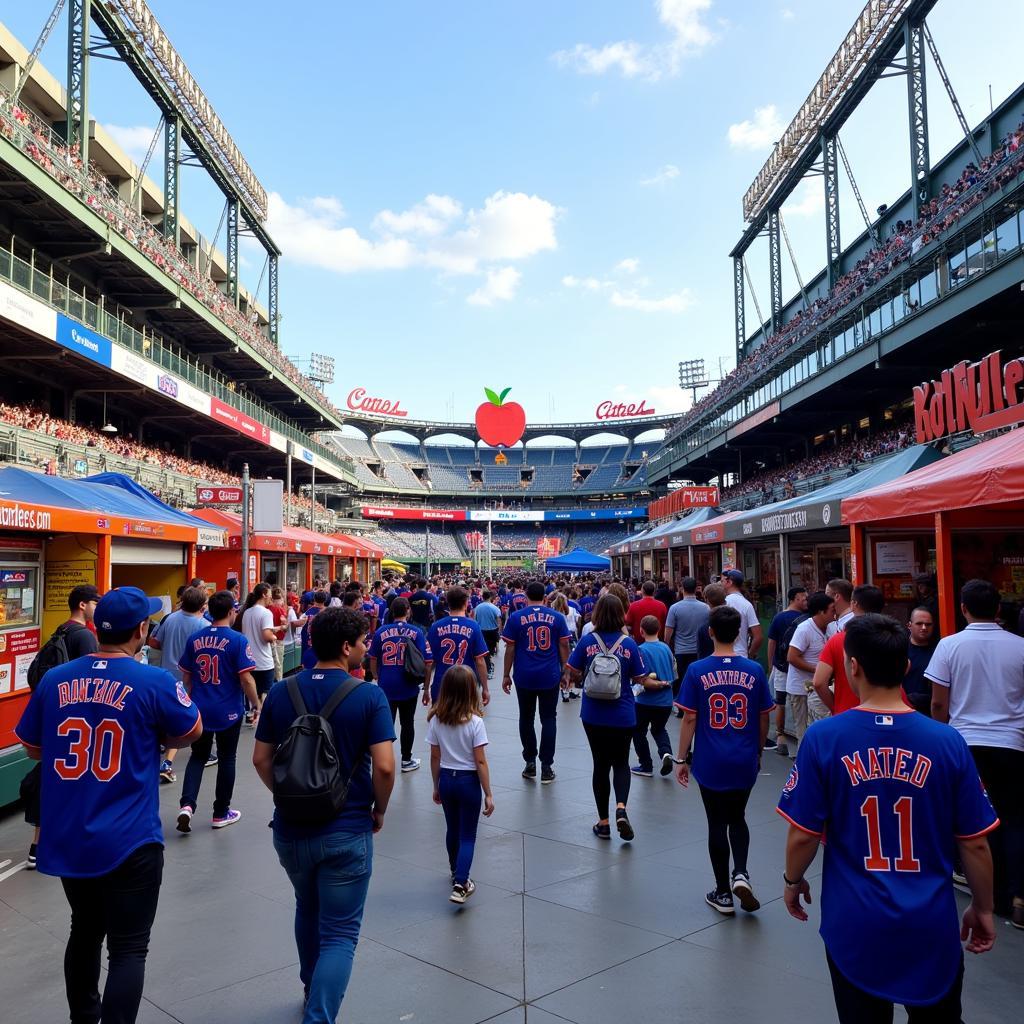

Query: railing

[655,181,1024,468]
[0,426,346,533]
[0,83,350,430]
[0,242,354,479]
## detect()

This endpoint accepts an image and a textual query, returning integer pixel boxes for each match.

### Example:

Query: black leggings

[583,722,632,820]
[389,696,418,762]
[698,784,752,893]
[61,842,164,1024]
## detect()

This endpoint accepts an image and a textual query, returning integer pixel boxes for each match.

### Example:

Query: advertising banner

[196,486,244,504]
[469,509,545,522]
[0,279,57,340]
[544,507,647,521]
[55,314,112,367]
[360,506,467,522]
[210,397,271,445]
[537,537,561,560]
[646,488,719,520]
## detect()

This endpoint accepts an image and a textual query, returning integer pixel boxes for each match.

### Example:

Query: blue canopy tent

[543,547,612,573]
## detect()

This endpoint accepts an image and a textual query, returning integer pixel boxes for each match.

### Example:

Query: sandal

[592,822,611,840]
[615,808,634,842]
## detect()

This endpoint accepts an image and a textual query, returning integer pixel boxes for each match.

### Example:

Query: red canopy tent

[841,429,1024,634]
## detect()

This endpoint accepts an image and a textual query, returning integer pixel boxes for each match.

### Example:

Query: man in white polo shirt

[721,570,762,659]
[927,578,1024,929]
[824,578,853,638]
[785,591,835,753]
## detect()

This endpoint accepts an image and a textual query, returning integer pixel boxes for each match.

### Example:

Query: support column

[163,116,180,246]
[96,533,111,592]
[849,523,866,587]
[768,208,782,335]
[934,511,956,638]
[778,533,788,598]
[822,135,841,288]
[67,0,91,164]
[268,253,279,346]
[905,20,930,212]
[733,255,745,359]
[226,198,239,306]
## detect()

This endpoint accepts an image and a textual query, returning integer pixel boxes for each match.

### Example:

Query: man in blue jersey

[779,613,997,1023]
[578,585,598,625]
[16,586,202,1023]
[502,581,572,783]
[176,589,258,833]
[676,605,775,914]
[409,579,437,631]
[423,587,489,706]
[472,590,502,678]
[510,581,529,614]
[368,596,431,773]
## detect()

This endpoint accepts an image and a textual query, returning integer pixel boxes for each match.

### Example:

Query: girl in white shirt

[426,665,494,904]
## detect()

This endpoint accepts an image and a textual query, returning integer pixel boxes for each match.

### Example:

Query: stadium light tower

[302,353,335,391]
[678,358,709,405]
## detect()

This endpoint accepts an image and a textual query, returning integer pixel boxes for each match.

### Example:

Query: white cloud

[610,287,694,313]
[553,0,715,82]
[467,267,521,306]
[616,258,641,273]
[267,189,558,283]
[104,123,162,166]
[727,104,783,151]
[562,274,604,291]
[780,7,795,19]
[373,194,463,237]
[639,163,680,186]
[782,179,824,218]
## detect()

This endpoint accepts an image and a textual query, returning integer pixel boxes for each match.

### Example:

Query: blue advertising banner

[56,314,112,367]
[545,507,647,521]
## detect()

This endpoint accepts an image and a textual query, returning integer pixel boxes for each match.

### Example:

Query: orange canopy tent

[841,429,1024,633]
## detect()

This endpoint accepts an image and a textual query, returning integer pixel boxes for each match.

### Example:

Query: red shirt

[819,631,858,713]
[625,597,668,642]
[286,592,299,612]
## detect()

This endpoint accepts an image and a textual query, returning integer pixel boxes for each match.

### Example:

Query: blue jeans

[438,769,482,885]
[272,830,373,1024]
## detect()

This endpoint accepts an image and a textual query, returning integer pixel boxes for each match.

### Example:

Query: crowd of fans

[0,401,337,525]
[667,119,1024,444]
[0,88,344,424]
[719,423,914,504]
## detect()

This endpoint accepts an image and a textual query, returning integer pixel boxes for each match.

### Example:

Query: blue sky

[7,1,1024,426]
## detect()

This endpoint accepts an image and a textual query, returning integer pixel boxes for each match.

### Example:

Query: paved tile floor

[1,670,1021,1023]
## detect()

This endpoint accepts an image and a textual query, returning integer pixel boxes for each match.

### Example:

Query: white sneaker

[176,806,194,834]
[401,758,421,773]
[449,878,476,904]
[731,872,761,912]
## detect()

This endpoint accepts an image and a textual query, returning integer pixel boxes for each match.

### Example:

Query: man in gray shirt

[664,577,709,700]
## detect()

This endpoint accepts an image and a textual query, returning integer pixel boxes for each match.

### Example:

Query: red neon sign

[595,400,656,420]
[347,387,408,418]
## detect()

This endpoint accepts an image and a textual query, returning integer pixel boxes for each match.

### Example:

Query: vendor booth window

[262,556,282,587]
[0,567,40,629]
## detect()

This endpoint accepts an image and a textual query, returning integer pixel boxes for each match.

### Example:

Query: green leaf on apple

[484,387,502,406]
[498,387,512,403]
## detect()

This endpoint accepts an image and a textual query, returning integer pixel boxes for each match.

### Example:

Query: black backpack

[271,675,364,826]
[27,623,73,691]
[775,613,810,670]
[402,635,427,683]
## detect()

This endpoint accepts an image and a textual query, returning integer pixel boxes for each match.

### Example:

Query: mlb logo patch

[93,660,108,670]
[875,715,894,726]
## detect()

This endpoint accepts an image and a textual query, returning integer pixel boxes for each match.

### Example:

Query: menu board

[874,541,916,576]
[45,560,95,610]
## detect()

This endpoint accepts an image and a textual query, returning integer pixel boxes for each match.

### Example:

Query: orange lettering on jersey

[103,682,121,707]
[92,678,110,704]
[867,748,884,780]
[892,748,912,782]
[57,682,71,707]
[841,751,870,786]
[111,685,131,710]
[909,754,932,788]
[878,747,894,776]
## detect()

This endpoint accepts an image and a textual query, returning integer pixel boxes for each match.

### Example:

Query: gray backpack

[584,634,625,700]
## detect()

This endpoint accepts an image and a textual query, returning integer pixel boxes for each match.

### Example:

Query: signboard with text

[595,399,656,420]
[196,486,244,505]
[360,506,467,522]
[347,388,408,418]
[537,537,562,560]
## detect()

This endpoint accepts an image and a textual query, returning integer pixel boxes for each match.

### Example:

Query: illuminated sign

[347,388,408,418]
[360,506,467,522]
[537,537,561,560]
[595,400,656,420]
[197,486,244,504]
[913,351,1024,442]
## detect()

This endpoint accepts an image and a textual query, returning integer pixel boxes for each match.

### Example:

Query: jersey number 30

[54,717,125,782]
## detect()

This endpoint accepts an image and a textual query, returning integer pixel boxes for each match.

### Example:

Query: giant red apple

[475,387,526,447]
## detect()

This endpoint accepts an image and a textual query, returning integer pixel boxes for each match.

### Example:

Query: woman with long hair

[565,594,648,841]
[235,583,277,722]
[427,665,494,903]
[550,593,580,703]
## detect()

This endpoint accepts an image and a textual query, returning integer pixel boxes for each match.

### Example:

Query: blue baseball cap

[722,569,744,584]
[94,587,163,632]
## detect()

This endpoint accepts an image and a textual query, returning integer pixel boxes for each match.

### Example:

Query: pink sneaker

[212,809,242,829]
[176,806,194,834]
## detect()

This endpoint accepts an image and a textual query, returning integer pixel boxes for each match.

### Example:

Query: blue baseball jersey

[677,654,775,791]
[510,593,529,613]
[567,631,647,728]
[777,708,998,1006]
[178,625,256,732]
[372,595,388,622]
[502,605,572,690]
[369,622,431,701]
[15,655,200,877]
[361,600,378,625]
[425,615,488,701]
[300,605,323,651]
[579,595,596,619]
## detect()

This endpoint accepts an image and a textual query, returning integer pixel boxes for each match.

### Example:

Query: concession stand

[841,428,1024,637]
[0,469,224,803]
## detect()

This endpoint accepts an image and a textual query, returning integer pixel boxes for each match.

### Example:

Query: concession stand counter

[0,469,224,804]
[841,429,1024,637]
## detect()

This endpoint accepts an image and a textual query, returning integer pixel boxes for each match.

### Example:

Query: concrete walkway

[0,682,1020,1023]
